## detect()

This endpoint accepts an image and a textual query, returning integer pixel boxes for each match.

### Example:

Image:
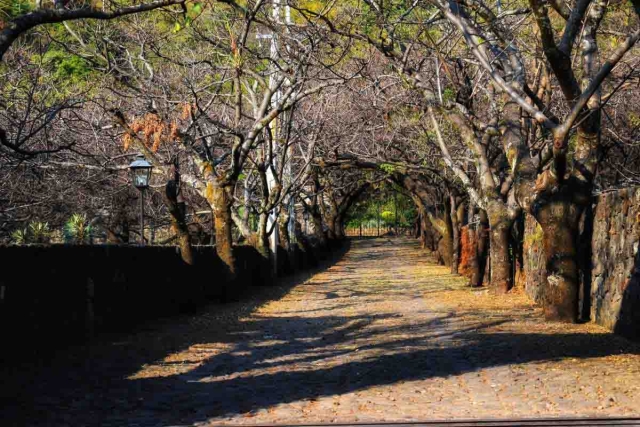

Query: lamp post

[129,154,153,245]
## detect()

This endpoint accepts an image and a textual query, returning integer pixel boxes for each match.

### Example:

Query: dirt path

[2,238,640,426]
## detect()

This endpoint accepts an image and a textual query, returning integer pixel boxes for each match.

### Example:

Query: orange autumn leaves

[122,103,195,152]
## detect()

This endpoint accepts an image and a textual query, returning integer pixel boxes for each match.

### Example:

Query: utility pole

[266,0,280,267]
[261,0,293,273]
[282,2,295,249]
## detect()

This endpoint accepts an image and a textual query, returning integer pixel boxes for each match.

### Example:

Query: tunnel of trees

[1,0,639,323]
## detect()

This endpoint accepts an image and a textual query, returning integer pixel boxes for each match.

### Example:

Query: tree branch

[0,0,186,61]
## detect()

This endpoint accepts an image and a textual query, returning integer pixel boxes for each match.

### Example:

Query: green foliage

[10,228,28,245]
[63,213,93,244]
[442,88,455,103]
[42,50,92,83]
[344,181,417,230]
[174,1,204,30]
[381,210,395,222]
[12,221,51,245]
[29,222,51,244]
[380,163,397,174]
[1,0,33,19]
[191,2,203,15]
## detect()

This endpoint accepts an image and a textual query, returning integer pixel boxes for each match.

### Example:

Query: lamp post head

[129,154,153,190]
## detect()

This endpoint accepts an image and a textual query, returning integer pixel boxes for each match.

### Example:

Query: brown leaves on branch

[122,113,180,152]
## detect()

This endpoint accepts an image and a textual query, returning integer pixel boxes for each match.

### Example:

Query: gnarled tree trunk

[486,200,513,294]
[443,196,454,267]
[310,207,327,247]
[472,208,490,287]
[210,182,236,279]
[533,187,585,322]
[335,213,346,239]
[255,211,271,260]
[325,213,339,240]
[465,202,479,286]
[427,209,452,266]
[278,211,291,251]
[450,195,460,274]
[165,165,194,265]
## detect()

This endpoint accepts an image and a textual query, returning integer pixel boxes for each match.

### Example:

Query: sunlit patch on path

[2,238,639,426]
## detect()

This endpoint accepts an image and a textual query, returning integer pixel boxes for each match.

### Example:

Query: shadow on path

[1,239,639,426]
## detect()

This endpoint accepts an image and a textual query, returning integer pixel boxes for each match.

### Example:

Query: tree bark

[325,215,338,240]
[293,220,312,254]
[427,210,451,266]
[323,182,369,241]
[255,211,270,260]
[466,202,479,286]
[335,213,346,239]
[450,195,463,275]
[533,194,583,322]
[278,210,291,251]
[310,207,327,247]
[525,124,595,322]
[442,196,454,267]
[472,208,490,287]
[419,211,428,249]
[210,182,236,279]
[486,201,513,294]
[165,179,194,266]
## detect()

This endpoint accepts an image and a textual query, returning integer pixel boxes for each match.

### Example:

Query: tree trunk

[335,214,346,239]
[427,210,452,266]
[293,220,311,253]
[278,211,291,251]
[466,202,479,286]
[420,212,429,249]
[310,208,327,247]
[472,209,489,287]
[255,211,270,260]
[486,201,513,294]
[324,210,339,240]
[442,197,454,267]
[466,226,479,286]
[423,211,438,251]
[534,198,582,322]
[489,224,511,294]
[450,195,461,274]
[211,182,236,278]
[165,181,194,266]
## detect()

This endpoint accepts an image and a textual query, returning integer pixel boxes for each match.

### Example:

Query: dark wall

[0,241,335,363]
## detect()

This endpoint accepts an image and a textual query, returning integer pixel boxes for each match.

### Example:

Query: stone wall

[0,241,341,363]
[591,188,640,338]
[521,187,640,339]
